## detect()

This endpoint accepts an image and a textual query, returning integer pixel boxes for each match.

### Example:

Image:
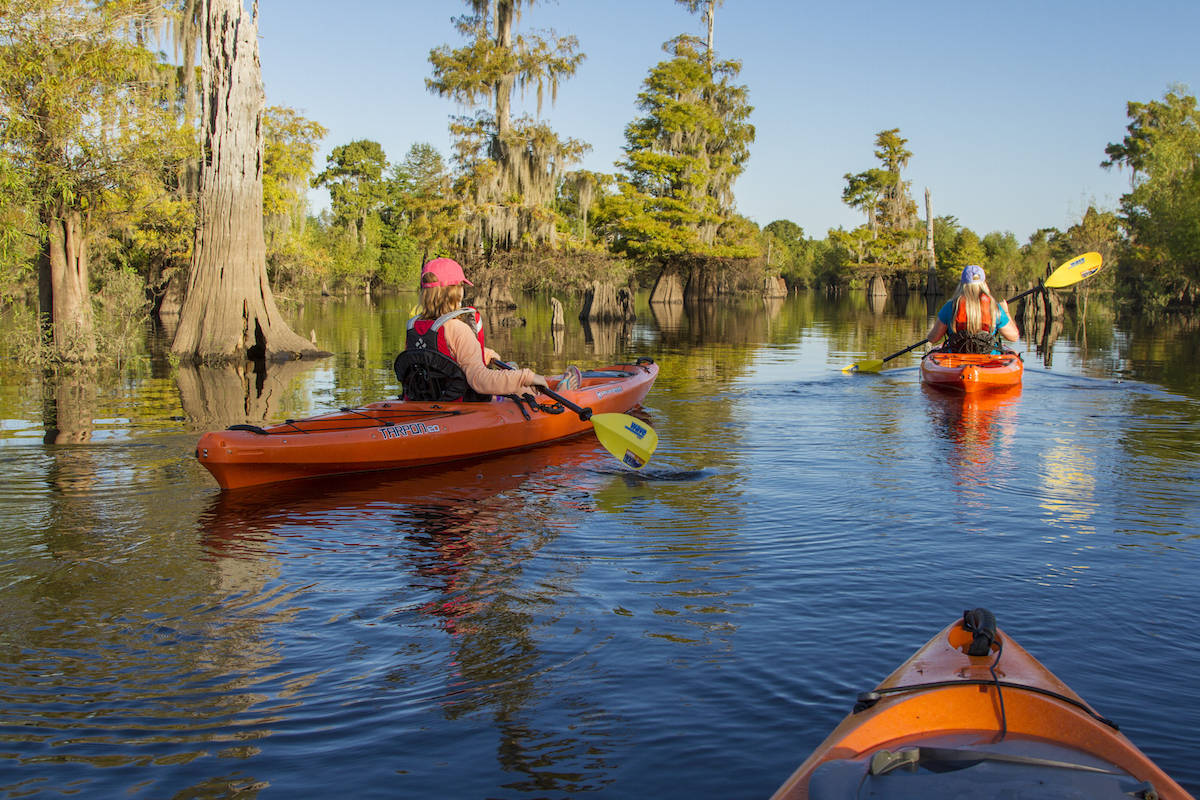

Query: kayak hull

[921,350,1023,392]
[771,617,1191,800]
[196,361,658,490]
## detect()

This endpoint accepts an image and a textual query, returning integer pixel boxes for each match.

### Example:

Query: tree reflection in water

[176,359,319,430]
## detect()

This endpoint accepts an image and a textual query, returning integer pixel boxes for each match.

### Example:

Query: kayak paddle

[842,252,1104,374]
[494,361,659,469]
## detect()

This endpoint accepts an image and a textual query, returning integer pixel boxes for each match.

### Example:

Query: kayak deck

[771,612,1191,799]
[921,350,1023,392]
[196,361,657,490]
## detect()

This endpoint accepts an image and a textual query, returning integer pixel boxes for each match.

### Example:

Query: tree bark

[172,0,327,363]
[39,205,97,364]
[924,187,935,269]
[580,281,635,321]
[494,0,513,135]
[763,276,787,298]
[649,270,685,304]
[704,0,715,71]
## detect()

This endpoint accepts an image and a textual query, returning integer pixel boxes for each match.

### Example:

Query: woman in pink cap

[926,264,1019,354]
[403,257,549,399]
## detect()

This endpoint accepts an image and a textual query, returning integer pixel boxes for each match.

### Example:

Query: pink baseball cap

[421,257,473,288]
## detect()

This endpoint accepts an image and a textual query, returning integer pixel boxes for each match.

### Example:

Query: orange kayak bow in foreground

[921,350,1023,393]
[196,360,657,490]
[772,609,1191,800]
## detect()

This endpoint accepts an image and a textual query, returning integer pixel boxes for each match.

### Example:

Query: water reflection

[922,385,1021,489]
[176,360,320,429]
[581,319,630,356]
[200,441,624,793]
[42,372,95,444]
[649,301,684,333]
[2,292,1200,797]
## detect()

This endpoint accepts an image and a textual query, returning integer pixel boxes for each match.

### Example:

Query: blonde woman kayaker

[926,264,1019,354]
[401,257,549,400]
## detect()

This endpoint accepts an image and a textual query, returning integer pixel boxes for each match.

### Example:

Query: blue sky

[257,0,1200,243]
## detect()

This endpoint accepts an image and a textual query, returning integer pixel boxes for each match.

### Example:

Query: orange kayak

[921,350,1023,392]
[196,360,658,490]
[772,610,1192,799]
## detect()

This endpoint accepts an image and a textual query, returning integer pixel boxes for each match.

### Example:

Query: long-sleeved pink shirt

[440,317,541,396]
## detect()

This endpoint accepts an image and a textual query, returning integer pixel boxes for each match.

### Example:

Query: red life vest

[396,307,490,402]
[952,294,994,333]
[407,307,486,364]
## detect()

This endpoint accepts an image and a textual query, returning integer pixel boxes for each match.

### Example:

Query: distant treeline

[1,1,1196,366]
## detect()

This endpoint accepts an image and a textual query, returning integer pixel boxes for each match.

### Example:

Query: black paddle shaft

[492,360,593,421]
[1005,278,1046,305]
[881,338,930,364]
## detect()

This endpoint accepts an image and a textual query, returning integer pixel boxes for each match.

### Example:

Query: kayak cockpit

[808,734,1160,799]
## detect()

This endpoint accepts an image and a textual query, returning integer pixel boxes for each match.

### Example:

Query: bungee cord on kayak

[771,609,1188,799]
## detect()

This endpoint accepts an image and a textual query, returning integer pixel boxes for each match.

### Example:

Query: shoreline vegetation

[1,1,1197,370]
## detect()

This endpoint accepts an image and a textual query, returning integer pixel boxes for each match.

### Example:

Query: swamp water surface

[0,292,1197,798]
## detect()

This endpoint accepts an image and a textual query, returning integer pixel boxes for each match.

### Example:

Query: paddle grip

[541,387,592,420]
[491,360,593,421]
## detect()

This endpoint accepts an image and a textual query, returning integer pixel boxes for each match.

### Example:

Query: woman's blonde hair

[951,280,998,333]
[418,274,464,319]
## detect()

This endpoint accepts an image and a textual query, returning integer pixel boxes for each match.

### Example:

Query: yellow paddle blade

[592,413,658,469]
[1045,252,1103,288]
[843,358,884,374]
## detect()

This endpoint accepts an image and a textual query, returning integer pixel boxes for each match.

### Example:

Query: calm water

[0,291,1197,799]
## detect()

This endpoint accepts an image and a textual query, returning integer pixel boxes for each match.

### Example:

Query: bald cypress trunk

[494,0,513,136]
[172,0,326,363]
[39,204,96,364]
[924,187,939,296]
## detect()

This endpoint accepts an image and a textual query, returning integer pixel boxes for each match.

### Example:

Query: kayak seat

[943,331,1001,354]
[393,350,491,403]
[808,748,1156,800]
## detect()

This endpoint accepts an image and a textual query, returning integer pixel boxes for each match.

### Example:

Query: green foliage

[556,169,614,246]
[926,217,1071,292]
[763,219,814,287]
[427,1,586,253]
[264,106,328,229]
[931,215,959,272]
[602,35,756,263]
[385,142,461,263]
[0,0,191,362]
[1060,207,1121,293]
[0,0,182,213]
[834,128,921,281]
[0,154,37,301]
[1103,86,1200,309]
[92,264,149,364]
[980,231,1021,285]
[312,139,389,240]
[0,300,42,365]
[262,106,330,292]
